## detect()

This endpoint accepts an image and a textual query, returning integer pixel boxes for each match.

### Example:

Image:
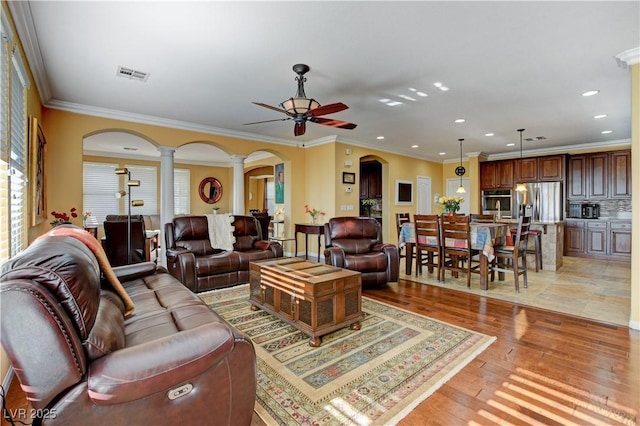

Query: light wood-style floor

[402,254,632,326]
[2,257,637,426]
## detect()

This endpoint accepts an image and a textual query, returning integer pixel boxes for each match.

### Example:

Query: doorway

[416,176,432,214]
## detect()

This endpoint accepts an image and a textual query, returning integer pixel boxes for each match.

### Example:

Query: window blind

[125,164,157,216]
[83,162,119,224]
[174,168,190,215]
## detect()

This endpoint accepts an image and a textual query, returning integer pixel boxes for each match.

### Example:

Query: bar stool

[510,226,542,272]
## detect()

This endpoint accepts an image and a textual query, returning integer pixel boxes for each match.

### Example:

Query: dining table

[399,221,510,290]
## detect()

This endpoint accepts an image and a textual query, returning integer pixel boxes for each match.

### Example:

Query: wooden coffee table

[249,258,362,347]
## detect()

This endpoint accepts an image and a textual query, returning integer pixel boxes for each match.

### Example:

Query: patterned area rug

[200,285,496,425]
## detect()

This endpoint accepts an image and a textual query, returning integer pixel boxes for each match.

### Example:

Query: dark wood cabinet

[610,222,632,259]
[359,161,382,199]
[586,221,607,256]
[610,150,631,198]
[515,158,538,182]
[480,160,513,189]
[567,155,587,199]
[565,219,631,261]
[564,220,586,256]
[588,153,608,198]
[538,155,565,181]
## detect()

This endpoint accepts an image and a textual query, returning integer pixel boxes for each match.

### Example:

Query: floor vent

[116,66,149,82]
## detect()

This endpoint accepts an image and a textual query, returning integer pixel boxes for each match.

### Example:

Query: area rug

[199,285,496,425]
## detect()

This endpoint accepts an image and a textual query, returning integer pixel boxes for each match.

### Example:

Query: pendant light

[456,138,466,194]
[515,129,528,192]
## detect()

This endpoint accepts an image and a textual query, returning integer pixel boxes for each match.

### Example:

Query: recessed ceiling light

[485,133,494,137]
[601,130,613,134]
[439,152,446,156]
[377,136,385,140]
[386,101,403,107]
[411,144,419,148]
[455,118,465,123]
[581,90,599,97]
[507,143,515,147]
[398,94,416,101]
[433,82,449,91]
[433,82,443,87]
[408,88,417,92]
[594,114,607,119]
[416,92,428,97]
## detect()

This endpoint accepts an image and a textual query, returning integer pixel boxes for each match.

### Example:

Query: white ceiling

[8,1,639,165]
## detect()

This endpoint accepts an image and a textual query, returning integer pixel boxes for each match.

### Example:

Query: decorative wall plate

[199,177,223,204]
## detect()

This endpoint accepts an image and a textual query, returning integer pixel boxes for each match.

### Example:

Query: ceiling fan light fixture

[281,97,320,115]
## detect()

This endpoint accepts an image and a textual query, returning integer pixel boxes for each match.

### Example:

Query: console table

[295,223,324,262]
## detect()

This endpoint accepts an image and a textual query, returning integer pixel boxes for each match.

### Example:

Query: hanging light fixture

[515,129,528,192]
[456,138,466,194]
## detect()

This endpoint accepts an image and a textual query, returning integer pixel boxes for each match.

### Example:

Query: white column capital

[158,146,176,156]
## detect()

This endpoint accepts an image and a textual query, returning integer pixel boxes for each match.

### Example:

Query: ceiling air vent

[116,66,149,82]
[525,136,546,142]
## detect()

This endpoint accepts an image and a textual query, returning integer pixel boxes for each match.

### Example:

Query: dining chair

[470,213,495,223]
[440,215,481,287]
[493,215,531,292]
[413,214,442,280]
[395,213,411,262]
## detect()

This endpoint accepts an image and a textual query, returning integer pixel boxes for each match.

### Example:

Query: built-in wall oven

[482,189,513,219]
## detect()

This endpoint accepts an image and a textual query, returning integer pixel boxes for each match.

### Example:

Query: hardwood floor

[3,279,638,426]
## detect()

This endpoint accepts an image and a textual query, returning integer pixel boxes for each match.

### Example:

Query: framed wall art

[342,172,356,184]
[395,179,413,205]
[29,117,47,226]
[275,163,284,204]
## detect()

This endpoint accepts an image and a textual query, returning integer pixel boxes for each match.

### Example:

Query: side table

[84,227,98,239]
[295,223,325,262]
[269,236,297,255]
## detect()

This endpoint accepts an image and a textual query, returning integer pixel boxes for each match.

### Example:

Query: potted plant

[212,205,220,214]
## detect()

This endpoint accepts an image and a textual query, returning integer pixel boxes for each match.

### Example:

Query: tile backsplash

[598,199,631,218]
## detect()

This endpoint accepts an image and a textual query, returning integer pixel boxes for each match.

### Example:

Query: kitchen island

[497,219,564,271]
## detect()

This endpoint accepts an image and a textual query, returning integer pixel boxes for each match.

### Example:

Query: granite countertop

[496,219,563,225]
[566,217,632,222]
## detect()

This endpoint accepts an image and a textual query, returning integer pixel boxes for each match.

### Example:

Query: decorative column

[158,146,175,268]
[231,155,247,215]
[615,47,639,330]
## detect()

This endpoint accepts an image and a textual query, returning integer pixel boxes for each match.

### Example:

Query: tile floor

[400,255,632,326]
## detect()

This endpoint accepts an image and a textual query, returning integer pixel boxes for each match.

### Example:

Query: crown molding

[483,138,631,161]
[615,46,640,68]
[7,1,51,101]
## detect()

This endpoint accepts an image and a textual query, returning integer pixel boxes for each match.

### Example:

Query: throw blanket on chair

[36,226,136,318]
[205,214,236,251]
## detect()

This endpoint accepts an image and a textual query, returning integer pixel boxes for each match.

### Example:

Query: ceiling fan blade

[311,117,357,130]
[294,121,306,136]
[308,102,349,117]
[243,118,290,125]
[252,102,287,114]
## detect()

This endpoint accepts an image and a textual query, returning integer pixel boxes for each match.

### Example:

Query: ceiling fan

[244,64,357,136]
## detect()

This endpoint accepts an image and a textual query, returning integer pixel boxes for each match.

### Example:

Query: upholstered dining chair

[395,213,412,262]
[440,214,481,287]
[493,215,531,293]
[413,214,442,280]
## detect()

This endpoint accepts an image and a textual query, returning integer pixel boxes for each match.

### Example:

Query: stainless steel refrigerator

[515,182,563,222]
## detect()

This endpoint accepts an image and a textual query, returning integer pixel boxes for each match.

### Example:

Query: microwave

[581,203,600,219]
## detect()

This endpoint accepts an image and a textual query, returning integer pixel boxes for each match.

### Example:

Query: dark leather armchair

[0,235,256,426]
[165,215,282,292]
[324,217,399,287]
[233,215,283,282]
[103,216,157,266]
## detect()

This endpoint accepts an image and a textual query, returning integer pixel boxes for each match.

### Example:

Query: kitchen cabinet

[610,222,632,259]
[480,160,513,189]
[564,219,631,261]
[515,158,538,182]
[567,150,631,200]
[588,153,608,198]
[586,221,607,256]
[515,155,565,183]
[564,220,586,256]
[610,150,631,198]
[538,155,565,181]
[359,161,382,199]
[567,155,587,199]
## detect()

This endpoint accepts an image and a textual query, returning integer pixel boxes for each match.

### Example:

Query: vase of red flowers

[50,207,78,227]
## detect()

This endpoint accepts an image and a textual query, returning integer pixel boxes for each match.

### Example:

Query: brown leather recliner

[165,215,282,293]
[324,216,400,287]
[0,235,256,426]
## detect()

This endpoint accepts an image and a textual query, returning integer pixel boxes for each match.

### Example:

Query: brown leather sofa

[165,215,283,292]
[324,216,400,287]
[0,234,256,425]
